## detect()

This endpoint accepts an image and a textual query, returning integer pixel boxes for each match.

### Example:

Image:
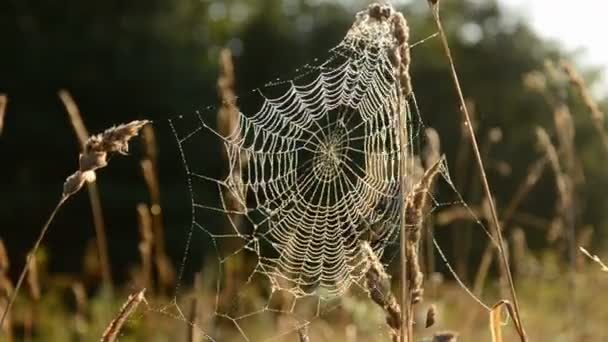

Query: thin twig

[428,1,526,340]
[0,196,68,328]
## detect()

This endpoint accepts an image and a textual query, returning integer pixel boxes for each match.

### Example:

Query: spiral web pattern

[165,6,441,341]
[172,8,410,298]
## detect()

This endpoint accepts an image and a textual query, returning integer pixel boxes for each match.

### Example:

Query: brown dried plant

[428,0,527,340]
[137,204,154,290]
[422,128,441,276]
[0,119,149,328]
[215,48,249,314]
[100,289,147,342]
[361,241,401,340]
[373,3,414,340]
[0,94,7,136]
[0,239,13,342]
[141,125,175,294]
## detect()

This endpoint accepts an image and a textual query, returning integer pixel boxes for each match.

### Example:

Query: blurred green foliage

[0,0,607,284]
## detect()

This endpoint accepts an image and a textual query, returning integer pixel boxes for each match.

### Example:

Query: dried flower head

[85,120,150,156]
[62,120,149,198]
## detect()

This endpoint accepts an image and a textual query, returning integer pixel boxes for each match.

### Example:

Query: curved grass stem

[0,195,69,328]
[427,1,527,340]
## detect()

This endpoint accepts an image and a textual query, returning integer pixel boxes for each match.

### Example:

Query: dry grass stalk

[489,300,523,342]
[0,120,148,328]
[26,253,41,302]
[0,239,11,296]
[26,251,41,337]
[376,2,414,340]
[0,240,13,342]
[428,1,526,340]
[480,198,509,299]
[536,127,572,243]
[137,204,154,290]
[140,125,175,294]
[0,297,13,342]
[510,228,528,277]
[422,128,441,275]
[187,297,202,342]
[579,247,608,272]
[404,158,443,308]
[0,94,7,136]
[452,99,477,280]
[361,241,401,339]
[71,282,89,338]
[141,162,174,294]
[216,48,248,311]
[472,155,547,294]
[561,60,608,155]
[489,303,503,342]
[101,288,147,342]
[59,89,115,289]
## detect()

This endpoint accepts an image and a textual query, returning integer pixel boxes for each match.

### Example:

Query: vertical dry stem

[59,90,113,289]
[137,204,154,290]
[428,1,526,340]
[0,94,7,136]
[0,239,13,342]
[140,126,175,294]
[71,282,89,339]
[0,196,68,328]
[216,48,247,310]
[187,297,201,342]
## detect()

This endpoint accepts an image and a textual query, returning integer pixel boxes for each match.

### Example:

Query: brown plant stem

[0,196,68,328]
[428,1,526,340]
[59,90,113,289]
[0,94,7,136]
[101,289,147,342]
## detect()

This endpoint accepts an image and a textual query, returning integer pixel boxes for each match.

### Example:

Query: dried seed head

[62,120,149,198]
[361,241,401,333]
[79,151,107,172]
[63,171,85,197]
[85,120,150,156]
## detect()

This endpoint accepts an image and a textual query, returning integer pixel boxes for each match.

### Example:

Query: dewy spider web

[164,4,497,341]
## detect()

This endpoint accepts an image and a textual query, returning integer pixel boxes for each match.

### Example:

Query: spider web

[162,4,495,342]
